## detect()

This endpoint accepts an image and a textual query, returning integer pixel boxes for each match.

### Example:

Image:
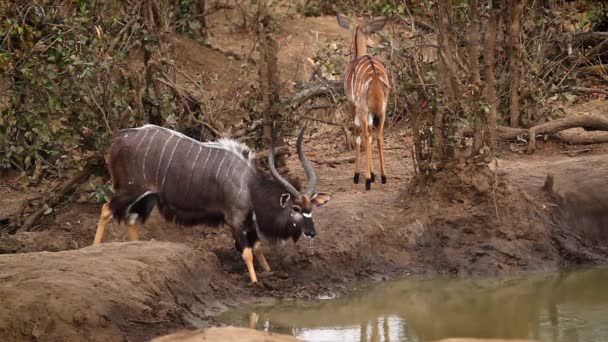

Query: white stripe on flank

[161,138,181,188]
[142,129,160,183]
[201,147,213,171]
[185,145,203,199]
[190,145,202,176]
[237,166,249,199]
[134,128,150,155]
[215,154,226,181]
[207,149,219,174]
[133,125,254,165]
[350,66,356,101]
[155,135,175,185]
[183,141,195,160]
[221,158,235,187]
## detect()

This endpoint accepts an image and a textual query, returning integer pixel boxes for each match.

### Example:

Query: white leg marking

[156,135,175,186]
[161,138,181,189]
[355,136,362,145]
[368,114,373,126]
[142,129,160,183]
[354,116,360,127]
[128,213,139,225]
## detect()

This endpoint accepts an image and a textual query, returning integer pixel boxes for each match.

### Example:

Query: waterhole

[219,267,608,341]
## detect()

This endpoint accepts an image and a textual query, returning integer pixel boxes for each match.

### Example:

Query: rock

[436,339,538,342]
[151,327,301,342]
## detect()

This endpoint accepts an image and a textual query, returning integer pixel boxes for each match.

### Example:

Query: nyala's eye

[292,206,302,213]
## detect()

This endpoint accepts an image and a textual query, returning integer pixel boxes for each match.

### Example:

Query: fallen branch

[578,64,608,77]
[312,156,354,166]
[254,146,290,162]
[528,114,608,153]
[572,32,608,48]
[287,81,343,110]
[403,19,436,33]
[559,148,592,157]
[462,116,608,149]
[585,37,608,59]
[553,86,608,97]
[202,41,243,60]
[556,129,608,145]
[497,126,528,140]
[301,115,343,127]
[462,126,527,140]
[18,165,94,233]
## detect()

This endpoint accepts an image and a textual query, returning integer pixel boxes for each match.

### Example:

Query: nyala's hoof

[365,179,372,190]
[370,172,376,183]
[354,172,360,184]
[381,175,387,184]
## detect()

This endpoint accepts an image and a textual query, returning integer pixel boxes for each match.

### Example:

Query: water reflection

[220,267,608,342]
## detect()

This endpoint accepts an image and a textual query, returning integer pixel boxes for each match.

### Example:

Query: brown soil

[1,128,608,341]
[2,13,608,342]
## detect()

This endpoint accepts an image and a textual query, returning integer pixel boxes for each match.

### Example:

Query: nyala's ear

[337,13,352,30]
[311,192,331,207]
[365,16,387,34]
[280,193,291,208]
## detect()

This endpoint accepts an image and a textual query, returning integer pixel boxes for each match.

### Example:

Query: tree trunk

[143,1,168,126]
[257,15,281,153]
[483,5,500,151]
[197,0,209,39]
[468,0,482,153]
[508,0,526,127]
[257,24,280,146]
[433,0,463,163]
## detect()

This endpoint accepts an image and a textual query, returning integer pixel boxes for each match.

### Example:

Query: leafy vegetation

[0,1,140,177]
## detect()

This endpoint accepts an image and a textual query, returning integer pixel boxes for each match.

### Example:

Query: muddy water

[219,267,608,342]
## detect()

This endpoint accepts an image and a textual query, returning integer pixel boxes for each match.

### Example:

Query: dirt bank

[0,242,233,342]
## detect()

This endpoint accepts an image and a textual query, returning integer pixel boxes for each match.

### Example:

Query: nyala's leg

[127,222,139,241]
[93,202,112,244]
[377,116,387,184]
[253,241,271,273]
[229,223,258,283]
[353,125,362,184]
